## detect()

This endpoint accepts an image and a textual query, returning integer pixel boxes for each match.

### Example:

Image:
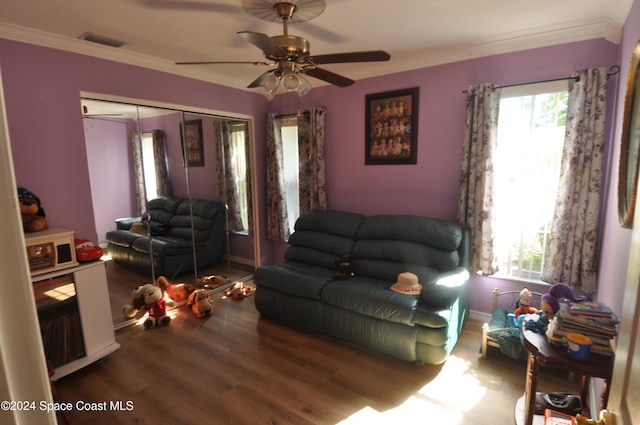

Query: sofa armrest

[115,216,141,231]
[420,267,470,309]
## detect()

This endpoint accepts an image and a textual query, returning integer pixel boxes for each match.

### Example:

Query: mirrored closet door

[81,97,257,326]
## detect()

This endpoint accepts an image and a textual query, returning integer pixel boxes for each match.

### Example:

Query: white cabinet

[32,261,120,381]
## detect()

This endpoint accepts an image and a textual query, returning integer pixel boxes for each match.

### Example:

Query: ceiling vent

[79,32,126,48]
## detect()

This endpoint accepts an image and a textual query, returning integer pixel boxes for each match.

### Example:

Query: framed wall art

[180,119,204,167]
[619,40,640,228]
[365,87,419,165]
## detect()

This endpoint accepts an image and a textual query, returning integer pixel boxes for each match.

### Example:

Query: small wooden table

[516,328,614,425]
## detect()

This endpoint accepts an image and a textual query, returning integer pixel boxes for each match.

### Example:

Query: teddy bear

[223,281,255,300]
[17,187,48,233]
[187,289,213,317]
[156,275,196,303]
[123,283,176,328]
[334,253,356,280]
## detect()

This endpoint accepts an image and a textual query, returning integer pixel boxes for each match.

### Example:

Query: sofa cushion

[294,209,366,239]
[321,276,418,326]
[254,261,335,300]
[356,215,462,251]
[131,235,194,257]
[105,229,145,247]
[283,209,366,270]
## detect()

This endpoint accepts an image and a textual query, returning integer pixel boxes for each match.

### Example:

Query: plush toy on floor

[123,283,176,328]
[17,187,48,233]
[223,281,255,300]
[197,274,231,289]
[187,289,213,318]
[156,275,196,303]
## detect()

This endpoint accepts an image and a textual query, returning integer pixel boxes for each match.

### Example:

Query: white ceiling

[0,0,633,94]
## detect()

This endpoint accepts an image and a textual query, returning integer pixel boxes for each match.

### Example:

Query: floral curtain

[297,106,327,213]
[152,130,172,198]
[266,113,290,241]
[456,83,501,275]
[214,120,253,235]
[541,68,608,294]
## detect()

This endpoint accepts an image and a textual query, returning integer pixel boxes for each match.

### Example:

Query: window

[493,82,568,281]
[229,123,249,232]
[140,132,159,200]
[280,117,299,235]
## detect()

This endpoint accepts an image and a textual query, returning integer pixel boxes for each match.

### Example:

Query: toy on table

[17,187,48,233]
[187,289,213,318]
[74,238,104,262]
[123,283,176,328]
[527,283,584,333]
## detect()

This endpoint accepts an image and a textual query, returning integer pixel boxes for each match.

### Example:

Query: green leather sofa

[254,209,470,365]
[105,196,226,279]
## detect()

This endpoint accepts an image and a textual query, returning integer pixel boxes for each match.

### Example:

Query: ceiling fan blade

[247,70,277,88]
[238,31,287,58]
[176,61,271,66]
[304,67,355,87]
[309,50,391,65]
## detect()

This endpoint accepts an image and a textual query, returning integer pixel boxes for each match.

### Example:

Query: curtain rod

[462,65,620,93]
[275,113,298,119]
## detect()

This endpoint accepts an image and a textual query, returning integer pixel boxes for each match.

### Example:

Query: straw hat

[390,272,422,295]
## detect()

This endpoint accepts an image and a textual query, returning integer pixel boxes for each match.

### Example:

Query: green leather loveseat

[254,209,470,365]
[105,196,226,279]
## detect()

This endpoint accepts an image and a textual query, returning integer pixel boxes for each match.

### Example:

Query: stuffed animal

[74,238,104,262]
[197,274,231,289]
[514,288,538,317]
[187,289,213,318]
[529,283,583,333]
[548,282,586,303]
[156,275,196,303]
[334,253,356,280]
[123,283,176,328]
[223,281,255,300]
[17,187,47,233]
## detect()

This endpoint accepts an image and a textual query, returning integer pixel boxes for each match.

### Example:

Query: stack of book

[546,300,619,356]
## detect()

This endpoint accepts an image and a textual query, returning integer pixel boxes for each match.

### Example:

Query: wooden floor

[55,287,582,425]
[106,259,255,324]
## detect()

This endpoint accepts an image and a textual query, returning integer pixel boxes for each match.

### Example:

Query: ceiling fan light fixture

[281,70,300,91]
[260,72,281,100]
[295,74,312,96]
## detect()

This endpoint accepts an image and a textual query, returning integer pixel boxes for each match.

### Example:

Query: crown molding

[0,18,623,91]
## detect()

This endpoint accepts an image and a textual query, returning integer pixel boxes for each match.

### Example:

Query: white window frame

[492,80,568,283]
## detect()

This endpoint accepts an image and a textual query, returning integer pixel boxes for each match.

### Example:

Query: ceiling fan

[176,0,390,94]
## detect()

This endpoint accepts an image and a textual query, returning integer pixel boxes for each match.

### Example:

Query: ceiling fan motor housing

[269,35,309,62]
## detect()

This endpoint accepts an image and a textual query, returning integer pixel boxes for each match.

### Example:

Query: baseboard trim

[469,309,492,324]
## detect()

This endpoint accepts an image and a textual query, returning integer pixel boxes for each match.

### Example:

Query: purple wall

[597,0,640,320]
[1,27,633,315]
[1,39,267,263]
[271,38,621,313]
[83,117,134,243]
